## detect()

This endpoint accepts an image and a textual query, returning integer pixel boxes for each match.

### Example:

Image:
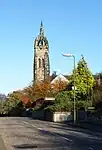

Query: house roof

[51,74,69,84]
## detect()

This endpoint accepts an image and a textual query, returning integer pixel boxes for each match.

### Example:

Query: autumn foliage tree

[5,76,69,112]
[32,80,52,100]
[22,78,68,103]
[51,79,68,93]
[23,80,52,101]
[7,90,31,108]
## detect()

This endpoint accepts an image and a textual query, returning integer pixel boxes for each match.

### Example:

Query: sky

[0,0,102,95]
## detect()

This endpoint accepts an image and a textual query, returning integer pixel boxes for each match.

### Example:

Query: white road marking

[22,120,73,142]
[30,124,36,128]
[62,136,73,142]
[22,121,29,125]
[37,127,43,130]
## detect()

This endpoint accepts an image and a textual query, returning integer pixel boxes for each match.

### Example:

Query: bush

[45,91,73,112]
[0,98,25,116]
[45,102,73,112]
[44,91,93,112]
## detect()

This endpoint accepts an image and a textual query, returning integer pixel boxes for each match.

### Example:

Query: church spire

[34,22,50,82]
[40,21,44,36]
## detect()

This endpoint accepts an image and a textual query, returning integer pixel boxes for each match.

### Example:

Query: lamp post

[62,53,76,124]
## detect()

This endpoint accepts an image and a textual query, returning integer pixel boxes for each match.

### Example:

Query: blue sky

[0,0,102,94]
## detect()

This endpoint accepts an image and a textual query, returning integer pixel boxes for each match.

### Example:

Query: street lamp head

[62,53,73,57]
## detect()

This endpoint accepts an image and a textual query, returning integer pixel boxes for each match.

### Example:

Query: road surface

[0,117,102,150]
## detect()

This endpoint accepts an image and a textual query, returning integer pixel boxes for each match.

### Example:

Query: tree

[69,56,95,108]
[7,90,31,108]
[23,85,34,102]
[24,80,53,102]
[23,79,68,103]
[33,80,51,99]
[0,92,25,116]
[45,56,95,112]
[51,79,68,94]
[45,91,73,112]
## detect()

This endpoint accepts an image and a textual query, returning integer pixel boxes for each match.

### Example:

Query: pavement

[0,117,102,149]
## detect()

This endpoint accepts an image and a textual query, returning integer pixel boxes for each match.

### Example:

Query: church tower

[33,22,50,83]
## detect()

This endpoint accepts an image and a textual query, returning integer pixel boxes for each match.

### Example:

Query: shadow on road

[48,122,102,137]
[38,124,102,150]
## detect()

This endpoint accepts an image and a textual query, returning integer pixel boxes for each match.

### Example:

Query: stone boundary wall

[45,111,73,122]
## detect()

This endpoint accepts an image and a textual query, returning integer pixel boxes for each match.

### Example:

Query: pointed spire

[40,21,44,36]
[41,20,43,27]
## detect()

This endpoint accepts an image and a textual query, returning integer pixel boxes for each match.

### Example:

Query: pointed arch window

[42,58,45,68]
[38,58,41,68]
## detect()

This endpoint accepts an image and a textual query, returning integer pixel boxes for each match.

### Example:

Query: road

[0,117,102,150]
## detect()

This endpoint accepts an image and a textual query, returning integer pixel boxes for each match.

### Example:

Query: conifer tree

[70,55,95,102]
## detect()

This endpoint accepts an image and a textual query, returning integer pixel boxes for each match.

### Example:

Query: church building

[33,22,50,82]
